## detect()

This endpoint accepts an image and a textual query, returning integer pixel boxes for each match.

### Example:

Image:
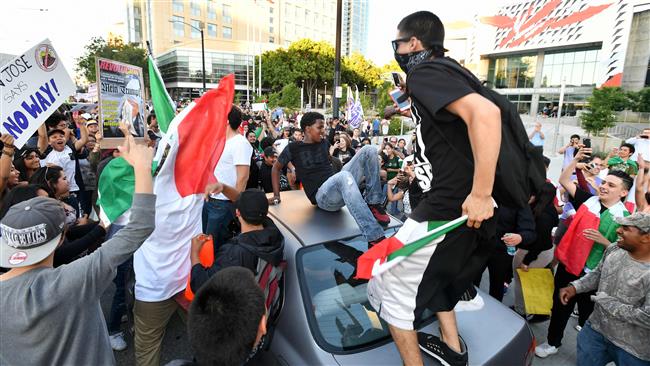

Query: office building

[125,0,369,100]
[446,0,649,116]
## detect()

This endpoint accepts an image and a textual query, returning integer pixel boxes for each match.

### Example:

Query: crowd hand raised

[574,147,592,161]
[462,194,494,229]
[119,120,131,137]
[0,133,15,147]
[637,153,645,170]
[559,285,577,305]
[204,182,224,201]
[118,134,153,169]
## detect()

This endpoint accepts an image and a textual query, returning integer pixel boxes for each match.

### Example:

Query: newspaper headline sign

[0,39,76,148]
[96,58,146,140]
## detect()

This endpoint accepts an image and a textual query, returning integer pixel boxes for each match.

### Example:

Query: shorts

[367,217,492,330]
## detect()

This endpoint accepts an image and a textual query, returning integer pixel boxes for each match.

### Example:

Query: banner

[0,39,76,148]
[96,58,146,139]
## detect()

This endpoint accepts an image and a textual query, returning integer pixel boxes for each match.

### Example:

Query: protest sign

[517,268,554,315]
[0,39,76,148]
[96,58,146,143]
[251,102,267,112]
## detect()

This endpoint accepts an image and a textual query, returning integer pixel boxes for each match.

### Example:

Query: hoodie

[190,217,284,293]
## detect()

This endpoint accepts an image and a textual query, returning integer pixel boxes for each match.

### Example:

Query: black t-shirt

[407,61,476,221]
[278,140,334,204]
[332,147,355,165]
[259,162,274,193]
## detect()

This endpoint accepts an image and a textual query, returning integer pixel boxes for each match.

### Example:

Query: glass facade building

[157,49,252,100]
[485,46,603,116]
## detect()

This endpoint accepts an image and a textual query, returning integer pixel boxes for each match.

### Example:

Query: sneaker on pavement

[110,332,127,351]
[368,204,390,226]
[418,332,468,366]
[535,342,558,358]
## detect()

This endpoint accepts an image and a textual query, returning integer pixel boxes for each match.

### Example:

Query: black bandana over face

[394,49,433,74]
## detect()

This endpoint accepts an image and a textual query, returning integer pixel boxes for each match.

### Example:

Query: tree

[626,88,650,112]
[342,52,382,89]
[76,37,148,86]
[278,84,300,109]
[580,87,623,138]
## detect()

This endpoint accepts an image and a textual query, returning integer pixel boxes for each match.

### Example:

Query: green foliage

[76,37,148,86]
[278,83,300,109]
[580,87,635,136]
[590,87,630,112]
[376,81,396,114]
[580,107,616,136]
[388,117,403,135]
[626,88,650,112]
[260,39,382,107]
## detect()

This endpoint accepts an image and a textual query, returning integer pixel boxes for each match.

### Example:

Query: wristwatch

[273,198,280,205]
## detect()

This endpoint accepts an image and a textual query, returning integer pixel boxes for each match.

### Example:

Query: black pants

[547,263,595,347]
[473,242,513,302]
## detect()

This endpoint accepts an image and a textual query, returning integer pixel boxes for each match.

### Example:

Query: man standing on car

[367,11,501,366]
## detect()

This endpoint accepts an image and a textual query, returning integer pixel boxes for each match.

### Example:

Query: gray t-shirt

[0,194,156,366]
[572,244,650,361]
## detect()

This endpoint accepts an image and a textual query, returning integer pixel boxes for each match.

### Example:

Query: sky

[1,0,510,78]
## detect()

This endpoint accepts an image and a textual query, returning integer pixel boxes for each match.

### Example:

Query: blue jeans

[577,322,650,366]
[316,145,385,241]
[107,224,129,334]
[201,198,234,250]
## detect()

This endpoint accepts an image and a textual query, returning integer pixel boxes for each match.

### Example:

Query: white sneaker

[109,332,127,351]
[535,342,559,358]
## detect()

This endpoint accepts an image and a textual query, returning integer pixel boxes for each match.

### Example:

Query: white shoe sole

[419,344,452,366]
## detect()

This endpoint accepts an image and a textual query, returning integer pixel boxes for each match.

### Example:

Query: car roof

[268,190,401,246]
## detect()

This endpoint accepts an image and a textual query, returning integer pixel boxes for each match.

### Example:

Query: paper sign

[0,39,76,148]
[251,102,267,112]
[517,268,555,315]
[96,58,146,140]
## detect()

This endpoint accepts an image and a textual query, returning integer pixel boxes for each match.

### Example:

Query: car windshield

[297,229,404,353]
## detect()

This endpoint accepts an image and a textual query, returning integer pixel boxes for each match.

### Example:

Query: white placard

[0,39,76,148]
[251,102,267,112]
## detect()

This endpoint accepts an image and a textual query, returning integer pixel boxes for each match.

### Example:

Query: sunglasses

[391,37,411,52]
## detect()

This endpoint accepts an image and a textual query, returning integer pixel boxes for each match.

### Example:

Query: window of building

[223,26,232,39]
[207,2,217,20]
[540,48,601,87]
[295,6,300,18]
[191,20,201,39]
[172,15,185,37]
[269,26,274,33]
[487,54,537,89]
[191,0,201,16]
[270,17,274,24]
[269,7,274,14]
[207,23,217,37]
[172,0,183,13]
[269,36,275,43]
[223,4,232,24]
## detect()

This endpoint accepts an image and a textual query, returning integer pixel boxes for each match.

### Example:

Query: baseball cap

[0,197,66,268]
[235,189,268,223]
[80,113,92,120]
[86,119,98,126]
[615,212,650,233]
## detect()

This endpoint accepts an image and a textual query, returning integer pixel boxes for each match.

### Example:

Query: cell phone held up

[389,88,411,111]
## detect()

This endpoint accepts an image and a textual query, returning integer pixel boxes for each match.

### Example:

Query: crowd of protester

[1,12,650,365]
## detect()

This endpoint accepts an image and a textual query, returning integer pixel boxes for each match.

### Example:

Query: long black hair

[532,182,557,218]
[0,184,42,220]
[13,147,41,182]
[29,166,64,198]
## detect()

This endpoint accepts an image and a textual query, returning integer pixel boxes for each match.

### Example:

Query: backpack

[408,57,546,208]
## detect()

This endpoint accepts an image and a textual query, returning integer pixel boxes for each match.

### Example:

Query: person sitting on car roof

[267,112,390,247]
[189,189,284,293]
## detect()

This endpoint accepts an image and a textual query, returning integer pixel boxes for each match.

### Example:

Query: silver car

[253,191,535,365]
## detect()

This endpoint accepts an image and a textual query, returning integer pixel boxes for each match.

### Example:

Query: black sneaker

[418,332,468,366]
[368,204,390,226]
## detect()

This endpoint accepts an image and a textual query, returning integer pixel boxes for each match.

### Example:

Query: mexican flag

[556,196,629,276]
[356,216,468,280]
[148,53,176,133]
[133,74,234,301]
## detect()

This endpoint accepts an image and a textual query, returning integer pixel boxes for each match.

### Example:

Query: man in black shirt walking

[368,11,501,366]
[270,112,389,245]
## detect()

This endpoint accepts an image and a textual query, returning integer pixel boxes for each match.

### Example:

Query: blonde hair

[338,133,352,149]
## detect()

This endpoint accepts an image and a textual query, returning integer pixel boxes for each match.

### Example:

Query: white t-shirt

[273,138,290,155]
[626,136,650,161]
[41,145,80,192]
[211,134,252,200]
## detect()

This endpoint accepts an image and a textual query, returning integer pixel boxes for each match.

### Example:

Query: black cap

[235,189,268,222]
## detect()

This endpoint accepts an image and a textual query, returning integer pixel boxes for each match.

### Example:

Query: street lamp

[169,18,206,94]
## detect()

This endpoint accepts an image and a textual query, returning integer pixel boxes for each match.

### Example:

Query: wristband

[2,149,15,157]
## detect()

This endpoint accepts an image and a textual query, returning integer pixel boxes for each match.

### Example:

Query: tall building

[342,0,369,57]
[127,0,372,100]
[446,0,650,116]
